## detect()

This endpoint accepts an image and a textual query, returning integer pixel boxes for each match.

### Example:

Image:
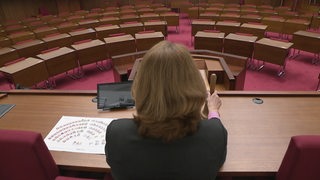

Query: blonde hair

[132,41,207,142]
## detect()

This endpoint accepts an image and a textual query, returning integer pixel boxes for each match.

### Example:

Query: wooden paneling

[0,0,57,22]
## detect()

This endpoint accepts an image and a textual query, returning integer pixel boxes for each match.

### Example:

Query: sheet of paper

[44,116,115,154]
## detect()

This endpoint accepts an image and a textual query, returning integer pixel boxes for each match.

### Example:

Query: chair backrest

[277,135,320,180]
[0,129,59,180]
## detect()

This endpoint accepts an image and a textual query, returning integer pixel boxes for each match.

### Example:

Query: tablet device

[97,81,134,110]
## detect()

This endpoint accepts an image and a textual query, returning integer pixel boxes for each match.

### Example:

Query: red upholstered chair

[276,135,320,180]
[0,129,96,180]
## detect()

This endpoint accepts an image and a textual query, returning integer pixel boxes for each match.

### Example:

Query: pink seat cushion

[277,135,320,180]
[0,129,59,180]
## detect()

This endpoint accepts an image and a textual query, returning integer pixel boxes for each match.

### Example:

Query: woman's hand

[207,91,221,113]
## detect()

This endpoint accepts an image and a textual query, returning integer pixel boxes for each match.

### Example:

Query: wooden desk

[12,39,47,58]
[8,31,35,44]
[95,25,121,40]
[292,30,320,63]
[33,27,59,39]
[119,22,144,36]
[219,13,241,22]
[199,12,220,21]
[282,19,310,35]
[68,28,96,43]
[240,23,267,39]
[98,17,120,26]
[77,19,100,29]
[224,33,258,58]
[0,36,12,47]
[160,12,179,31]
[215,21,241,35]
[119,15,140,24]
[254,38,293,75]
[36,47,77,78]
[104,34,136,57]
[56,22,79,34]
[261,17,285,34]
[0,58,49,88]
[135,31,164,51]
[5,24,28,34]
[143,21,168,37]
[191,19,216,37]
[0,47,20,67]
[139,13,160,22]
[292,30,320,54]
[240,14,262,23]
[194,31,225,52]
[42,33,73,49]
[0,90,319,178]
[71,39,107,67]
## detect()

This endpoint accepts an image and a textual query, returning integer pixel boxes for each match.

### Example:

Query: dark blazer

[105,118,228,180]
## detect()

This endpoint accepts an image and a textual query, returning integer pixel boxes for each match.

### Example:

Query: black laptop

[97,81,134,110]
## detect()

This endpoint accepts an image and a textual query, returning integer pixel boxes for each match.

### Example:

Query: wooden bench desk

[0,47,19,67]
[0,90,319,178]
[215,21,241,35]
[104,34,136,57]
[68,28,96,43]
[135,31,164,51]
[99,17,120,26]
[36,47,78,81]
[42,33,73,49]
[56,22,79,34]
[240,23,267,39]
[194,31,225,52]
[0,57,49,88]
[292,30,320,64]
[95,25,122,40]
[191,19,216,37]
[0,36,12,47]
[71,39,107,69]
[261,17,285,34]
[282,19,310,35]
[139,13,160,22]
[33,26,59,39]
[199,12,220,21]
[77,19,100,29]
[11,39,47,58]
[160,12,179,31]
[143,21,168,37]
[254,38,293,76]
[8,31,35,44]
[240,14,262,23]
[119,22,144,36]
[224,33,258,58]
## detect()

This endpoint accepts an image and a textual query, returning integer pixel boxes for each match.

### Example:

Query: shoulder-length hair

[132,41,208,142]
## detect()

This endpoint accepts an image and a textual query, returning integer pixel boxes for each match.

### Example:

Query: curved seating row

[0,31,165,89]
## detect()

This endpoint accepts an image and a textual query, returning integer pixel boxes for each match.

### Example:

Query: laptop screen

[97,81,134,110]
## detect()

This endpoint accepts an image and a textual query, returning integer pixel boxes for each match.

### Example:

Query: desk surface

[71,39,105,50]
[42,33,71,42]
[104,34,135,44]
[195,31,225,38]
[11,39,45,49]
[225,33,258,42]
[293,30,320,39]
[37,47,75,60]
[135,32,164,39]
[0,91,319,176]
[256,38,293,49]
[241,23,267,30]
[68,28,95,36]
[216,21,241,26]
[0,57,43,73]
